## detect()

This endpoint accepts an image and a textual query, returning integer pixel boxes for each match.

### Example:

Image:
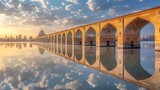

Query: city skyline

[0,0,160,37]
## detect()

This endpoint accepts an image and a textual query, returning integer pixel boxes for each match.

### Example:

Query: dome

[38,30,46,37]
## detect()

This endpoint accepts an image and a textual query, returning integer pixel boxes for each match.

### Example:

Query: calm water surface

[0,42,158,90]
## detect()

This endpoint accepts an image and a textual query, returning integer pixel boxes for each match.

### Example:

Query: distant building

[38,30,46,37]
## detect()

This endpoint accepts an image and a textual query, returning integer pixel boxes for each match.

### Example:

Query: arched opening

[100,24,117,47]
[52,35,55,51]
[85,27,96,46]
[58,34,61,44]
[48,36,50,43]
[74,29,82,45]
[62,33,65,44]
[58,34,61,54]
[124,17,155,49]
[74,29,82,61]
[67,31,72,57]
[52,35,54,43]
[50,36,52,43]
[51,35,54,51]
[62,33,65,55]
[55,35,57,52]
[124,17,155,80]
[67,31,72,45]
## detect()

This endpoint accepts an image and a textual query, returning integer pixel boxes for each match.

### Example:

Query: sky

[0,0,160,38]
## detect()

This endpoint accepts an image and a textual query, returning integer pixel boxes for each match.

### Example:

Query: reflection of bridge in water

[34,43,160,90]
[0,43,32,49]
[33,6,160,90]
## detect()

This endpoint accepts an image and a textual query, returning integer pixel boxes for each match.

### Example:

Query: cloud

[7,0,20,8]
[39,75,49,88]
[54,84,65,89]
[19,2,36,12]
[31,0,48,9]
[87,73,100,88]
[138,87,146,90]
[65,4,72,11]
[0,1,7,14]
[86,0,109,11]
[114,83,127,90]
[54,80,84,90]
[84,15,88,19]
[139,0,144,2]
[66,0,79,5]
[0,55,59,90]
[107,8,116,15]
[65,73,72,80]
[65,80,83,90]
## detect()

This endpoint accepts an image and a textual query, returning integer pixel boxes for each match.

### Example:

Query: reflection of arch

[62,33,66,55]
[124,17,154,48]
[67,31,72,57]
[100,47,117,71]
[124,49,152,80]
[85,46,96,65]
[100,24,117,47]
[38,47,45,55]
[75,29,82,45]
[67,31,72,44]
[52,35,54,43]
[74,45,82,61]
[67,44,72,58]
[85,27,96,46]
[58,34,61,54]
[29,43,33,48]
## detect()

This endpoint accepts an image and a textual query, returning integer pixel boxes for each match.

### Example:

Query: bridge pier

[155,9,160,51]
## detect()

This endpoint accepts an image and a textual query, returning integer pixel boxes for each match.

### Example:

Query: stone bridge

[34,6,160,50]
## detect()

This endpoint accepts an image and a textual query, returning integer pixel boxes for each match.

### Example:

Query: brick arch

[124,17,156,31]
[58,33,61,44]
[75,29,82,45]
[85,27,96,46]
[51,35,54,43]
[57,33,61,54]
[54,34,57,52]
[124,17,155,48]
[53,34,56,43]
[124,17,151,34]
[62,33,66,44]
[67,31,73,58]
[67,31,72,44]
[100,23,117,47]
[62,33,66,56]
